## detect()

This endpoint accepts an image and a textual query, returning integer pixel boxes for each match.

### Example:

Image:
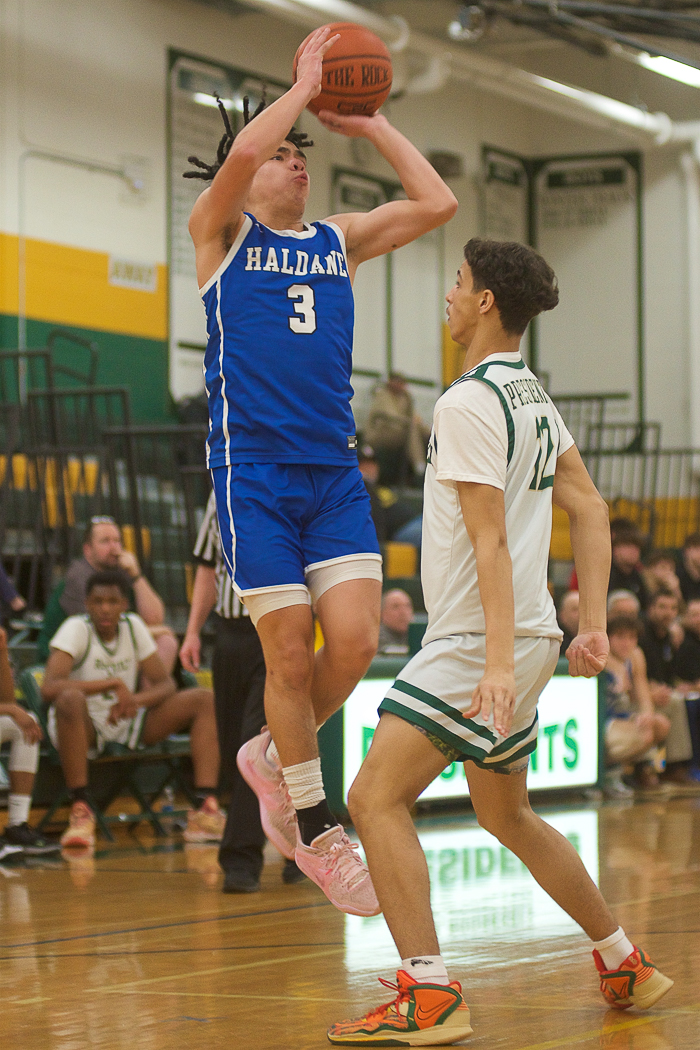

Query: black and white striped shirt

[192,491,249,619]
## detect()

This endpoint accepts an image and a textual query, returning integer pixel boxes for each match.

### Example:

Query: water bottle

[161,785,175,833]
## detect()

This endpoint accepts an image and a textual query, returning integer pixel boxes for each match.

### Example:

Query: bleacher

[0,341,210,634]
[4,341,700,628]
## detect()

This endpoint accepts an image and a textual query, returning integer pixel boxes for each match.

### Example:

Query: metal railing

[550,391,629,449]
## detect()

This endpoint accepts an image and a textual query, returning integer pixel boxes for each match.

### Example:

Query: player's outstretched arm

[322,112,458,269]
[188,26,339,247]
[456,481,517,737]
[553,445,610,677]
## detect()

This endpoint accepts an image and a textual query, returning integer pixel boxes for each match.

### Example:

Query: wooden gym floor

[0,796,699,1050]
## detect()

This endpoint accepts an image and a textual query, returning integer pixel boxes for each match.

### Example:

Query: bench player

[185,27,457,914]
[327,239,673,1045]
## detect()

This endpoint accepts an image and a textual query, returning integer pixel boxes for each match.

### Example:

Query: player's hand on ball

[566,631,609,678]
[317,110,388,138]
[295,27,340,98]
[466,669,517,737]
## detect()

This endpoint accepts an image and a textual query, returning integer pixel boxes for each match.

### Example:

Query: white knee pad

[305,553,383,605]
[242,584,312,626]
[0,713,40,773]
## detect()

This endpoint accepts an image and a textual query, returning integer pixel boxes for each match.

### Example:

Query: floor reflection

[344,809,600,972]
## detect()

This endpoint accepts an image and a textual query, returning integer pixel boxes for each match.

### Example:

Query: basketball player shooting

[185,26,457,916]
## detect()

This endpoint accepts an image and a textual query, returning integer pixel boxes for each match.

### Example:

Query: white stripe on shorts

[379,634,559,768]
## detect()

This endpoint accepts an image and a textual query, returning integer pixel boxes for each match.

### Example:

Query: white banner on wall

[482,148,529,245]
[534,155,639,418]
[342,673,599,803]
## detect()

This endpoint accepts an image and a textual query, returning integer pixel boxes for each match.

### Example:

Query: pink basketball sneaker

[237,730,297,859]
[294,825,381,917]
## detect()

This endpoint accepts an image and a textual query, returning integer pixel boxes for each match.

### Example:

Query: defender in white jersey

[328,240,672,1046]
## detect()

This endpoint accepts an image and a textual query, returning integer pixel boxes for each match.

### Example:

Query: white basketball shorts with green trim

[379,634,560,768]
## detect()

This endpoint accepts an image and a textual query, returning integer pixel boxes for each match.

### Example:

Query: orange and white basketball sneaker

[327,969,473,1046]
[60,801,96,849]
[237,730,297,859]
[183,796,226,842]
[593,946,673,1010]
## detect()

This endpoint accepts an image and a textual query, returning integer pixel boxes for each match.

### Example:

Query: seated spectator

[640,589,683,700]
[677,532,700,604]
[608,529,650,610]
[639,590,697,790]
[0,563,26,626]
[642,549,682,603]
[0,627,59,858]
[607,589,641,620]
[357,444,388,544]
[38,516,178,672]
[557,590,579,656]
[568,517,639,591]
[392,513,423,555]
[378,589,414,654]
[357,439,421,543]
[365,373,429,487]
[41,570,224,849]
[602,615,670,797]
[671,596,700,778]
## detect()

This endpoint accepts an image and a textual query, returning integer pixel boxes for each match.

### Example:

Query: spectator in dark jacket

[608,529,650,610]
[672,597,700,778]
[640,589,696,789]
[677,533,700,604]
[0,563,25,626]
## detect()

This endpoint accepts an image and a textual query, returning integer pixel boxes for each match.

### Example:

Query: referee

[180,491,303,892]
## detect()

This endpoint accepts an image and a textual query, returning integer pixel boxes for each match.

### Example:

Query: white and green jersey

[421,351,573,645]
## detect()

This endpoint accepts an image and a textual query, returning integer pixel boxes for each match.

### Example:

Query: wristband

[131,574,142,583]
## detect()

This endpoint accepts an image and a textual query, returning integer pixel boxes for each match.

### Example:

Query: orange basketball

[293,22,392,117]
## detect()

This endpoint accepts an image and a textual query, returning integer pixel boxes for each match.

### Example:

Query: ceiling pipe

[235,0,700,147]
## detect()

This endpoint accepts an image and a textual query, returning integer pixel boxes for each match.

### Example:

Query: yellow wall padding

[384,541,418,578]
[442,322,464,388]
[0,232,167,341]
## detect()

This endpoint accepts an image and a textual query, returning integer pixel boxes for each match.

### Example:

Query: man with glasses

[38,517,177,673]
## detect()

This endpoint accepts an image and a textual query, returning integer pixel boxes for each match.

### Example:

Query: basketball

[293,22,392,117]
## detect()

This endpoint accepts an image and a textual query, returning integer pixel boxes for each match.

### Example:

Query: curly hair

[463,238,559,336]
[183,91,314,182]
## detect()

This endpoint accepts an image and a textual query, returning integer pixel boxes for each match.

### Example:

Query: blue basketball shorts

[210,463,381,597]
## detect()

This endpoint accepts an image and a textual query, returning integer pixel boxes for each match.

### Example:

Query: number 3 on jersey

[530,415,555,491]
[288,284,317,333]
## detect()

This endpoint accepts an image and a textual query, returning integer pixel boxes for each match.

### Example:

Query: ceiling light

[636,52,700,89]
[193,92,236,108]
[612,43,700,89]
[448,5,486,43]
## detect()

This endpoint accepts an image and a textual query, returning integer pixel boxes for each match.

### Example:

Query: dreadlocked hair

[183,90,314,182]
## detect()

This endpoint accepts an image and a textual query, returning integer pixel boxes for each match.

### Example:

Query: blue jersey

[200,213,357,467]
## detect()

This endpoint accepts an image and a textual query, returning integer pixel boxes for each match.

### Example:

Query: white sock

[401,955,450,986]
[266,738,280,767]
[593,927,635,970]
[7,794,31,827]
[282,758,326,809]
